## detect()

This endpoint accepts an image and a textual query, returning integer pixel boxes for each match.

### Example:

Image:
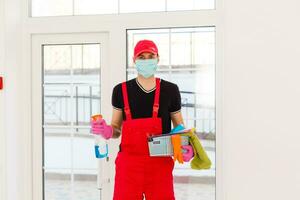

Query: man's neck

[136,75,156,91]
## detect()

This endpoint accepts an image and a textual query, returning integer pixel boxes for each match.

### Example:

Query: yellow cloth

[182,128,212,170]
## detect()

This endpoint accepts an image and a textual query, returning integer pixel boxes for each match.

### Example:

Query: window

[42,44,101,199]
[127,27,216,200]
[31,0,215,17]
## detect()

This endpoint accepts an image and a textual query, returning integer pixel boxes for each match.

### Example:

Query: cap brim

[133,49,158,61]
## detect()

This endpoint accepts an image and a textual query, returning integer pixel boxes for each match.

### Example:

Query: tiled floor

[45,180,215,200]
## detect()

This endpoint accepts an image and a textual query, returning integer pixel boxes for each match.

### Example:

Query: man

[91,39,193,200]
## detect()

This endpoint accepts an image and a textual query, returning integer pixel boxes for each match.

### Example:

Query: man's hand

[182,145,194,162]
[90,118,113,140]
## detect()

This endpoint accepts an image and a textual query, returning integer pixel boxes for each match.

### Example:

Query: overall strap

[121,82,132,120]
[153,78,161,118]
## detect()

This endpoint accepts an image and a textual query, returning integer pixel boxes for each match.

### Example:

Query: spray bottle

[91,114,109,159]
[91,114,109,195]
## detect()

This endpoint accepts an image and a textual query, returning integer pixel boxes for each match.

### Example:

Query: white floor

[174,183,215,200]
[44,139,216,199]
[45,180,215,200]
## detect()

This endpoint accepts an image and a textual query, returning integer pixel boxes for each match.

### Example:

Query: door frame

[31,32,112,200]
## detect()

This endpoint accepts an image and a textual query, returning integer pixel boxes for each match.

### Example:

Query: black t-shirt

[111,78,181,134]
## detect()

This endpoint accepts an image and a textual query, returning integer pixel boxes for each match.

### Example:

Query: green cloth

[182,128,212,170]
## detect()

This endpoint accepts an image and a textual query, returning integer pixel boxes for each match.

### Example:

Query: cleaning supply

[147,124,191,158]
[182,128,212,170]
[171,134,184,164]
[91,114,109,159]
[171,124,194,162]
[147,133,189,157]
[91,114,103,122]
[170,124,185,134]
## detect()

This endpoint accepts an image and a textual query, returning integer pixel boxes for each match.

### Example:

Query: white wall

[0,0,6,199]
[0,0,23,199]
[1,0,300,200]
[222,0,300,199]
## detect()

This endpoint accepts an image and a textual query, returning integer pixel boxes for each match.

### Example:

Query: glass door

[32,33,111,200]
[127,27,216,200]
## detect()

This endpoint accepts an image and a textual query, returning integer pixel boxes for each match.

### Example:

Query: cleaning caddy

[148,124,212,169]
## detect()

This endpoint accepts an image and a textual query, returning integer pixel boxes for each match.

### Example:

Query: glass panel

[127,27,215,200]
[120,0,165,13]
[44,128,72,199]
[192,28,215,65]
[43,84,72,126]
[32,0,73,17]
[82,44,101,71]
[74,0,118,15]
[72,84,100,126]
[167,0,215,11]
[171,70,215,134]
[194,0,215,10]
[72,44,101,80]
[31,0,215,17]
[44,128,72,169]
[171,32,192,65]
[43,44,101,200]
[44,45,72,83]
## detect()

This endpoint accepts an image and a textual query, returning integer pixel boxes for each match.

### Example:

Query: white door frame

[31,32,112,200]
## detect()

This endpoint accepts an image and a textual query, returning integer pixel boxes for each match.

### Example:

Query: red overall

[113,78,175,200]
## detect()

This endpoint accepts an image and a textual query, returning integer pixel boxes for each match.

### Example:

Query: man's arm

[170,111,184,128]
[110,108,123,138]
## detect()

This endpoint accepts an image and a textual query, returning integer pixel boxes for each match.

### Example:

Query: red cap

[133,40,158,61]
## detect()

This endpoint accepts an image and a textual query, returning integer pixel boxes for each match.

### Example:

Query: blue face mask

[135,59,158,78]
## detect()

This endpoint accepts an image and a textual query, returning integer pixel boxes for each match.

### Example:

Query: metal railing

[44,85,215,136]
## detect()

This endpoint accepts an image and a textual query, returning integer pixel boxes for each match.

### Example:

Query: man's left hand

[181,145,194,162]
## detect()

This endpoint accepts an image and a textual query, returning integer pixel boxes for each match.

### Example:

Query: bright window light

[31,0,215,17]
